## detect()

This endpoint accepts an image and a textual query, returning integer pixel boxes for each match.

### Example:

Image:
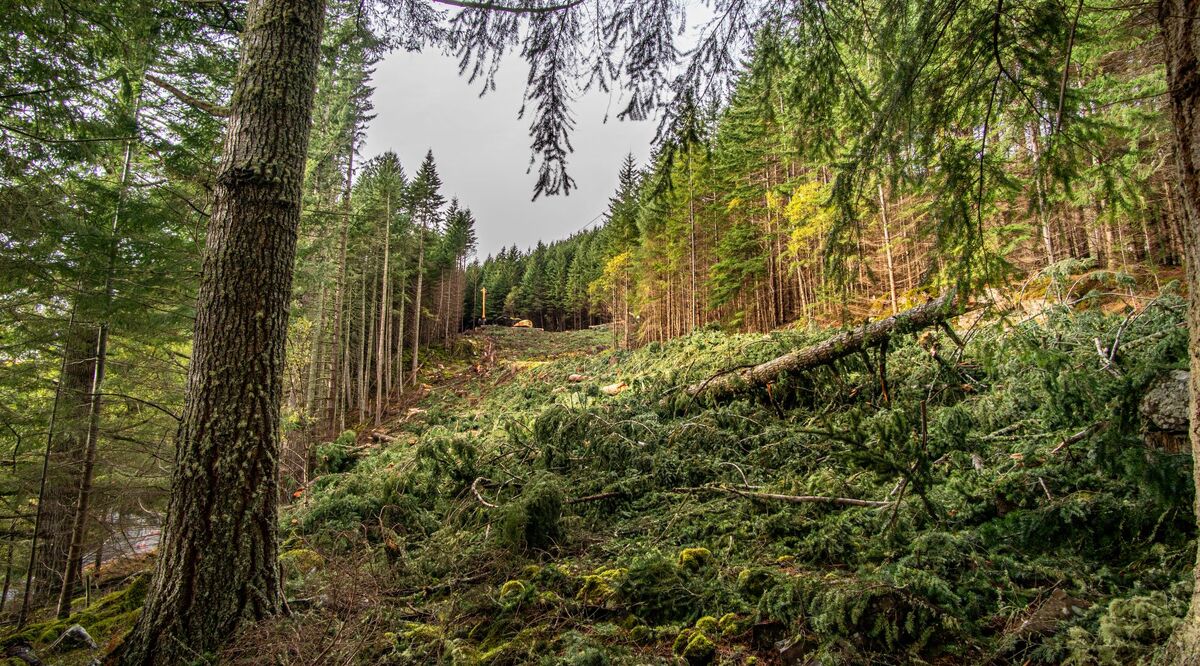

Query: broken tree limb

[682,291,962,402]
[563,491,624,505]
[1050,421,1106,455]
[470,477,498,508]
[672,485,893,508]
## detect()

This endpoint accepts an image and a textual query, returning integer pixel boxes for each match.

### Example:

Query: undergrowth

[264,297,1192,664]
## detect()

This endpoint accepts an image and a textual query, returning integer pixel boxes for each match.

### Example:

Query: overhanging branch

[146,73,230,117]
[430,0,583,14]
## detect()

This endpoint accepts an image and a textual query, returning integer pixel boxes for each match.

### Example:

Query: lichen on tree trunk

[113,0,326,663]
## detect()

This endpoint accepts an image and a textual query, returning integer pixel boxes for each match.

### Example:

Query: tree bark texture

[1159,0,1200,662]
[115,0,326,662]
[29,323,95,605]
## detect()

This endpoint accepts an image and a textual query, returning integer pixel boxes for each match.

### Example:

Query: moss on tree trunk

[113,0,326,663]
[1160,0,1200,661]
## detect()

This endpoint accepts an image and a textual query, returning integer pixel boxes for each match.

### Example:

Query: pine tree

[404,149,445,384]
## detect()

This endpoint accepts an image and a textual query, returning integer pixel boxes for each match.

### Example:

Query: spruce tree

[404,149,445,384]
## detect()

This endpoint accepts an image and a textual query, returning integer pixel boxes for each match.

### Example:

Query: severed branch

[146,73,230,117]
[430,0,583,14]
[1050,421,1106,455]
[682,291,963,402]
[673,485,892,508]
[563,491,623,505]
[470,481,885,511]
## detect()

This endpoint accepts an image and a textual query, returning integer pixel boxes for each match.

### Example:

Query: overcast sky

[362,48,658,260]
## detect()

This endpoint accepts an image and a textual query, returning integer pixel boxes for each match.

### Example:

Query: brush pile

[276,293,1194,665]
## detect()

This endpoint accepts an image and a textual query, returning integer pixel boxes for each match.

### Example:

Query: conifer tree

[405,149,445,384]
[115,0,325,661]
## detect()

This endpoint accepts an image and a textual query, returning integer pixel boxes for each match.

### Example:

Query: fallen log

[682,291,961,402]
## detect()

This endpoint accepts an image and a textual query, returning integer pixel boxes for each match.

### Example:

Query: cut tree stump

[682,291,962,402]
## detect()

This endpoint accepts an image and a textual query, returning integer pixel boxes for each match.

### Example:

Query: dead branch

[563,491,624,505]
[672,485,893,508]
[429,0,583,13]
[1050,421,1106,455]
[470,477,497,508]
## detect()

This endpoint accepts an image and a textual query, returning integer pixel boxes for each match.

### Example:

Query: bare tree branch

[430,0,583,15]
[145,73,230,117]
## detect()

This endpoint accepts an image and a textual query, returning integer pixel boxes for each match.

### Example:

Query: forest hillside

[7,285,1193,665]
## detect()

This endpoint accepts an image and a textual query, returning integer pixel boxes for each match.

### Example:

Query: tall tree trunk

[366,254,378,420]
[375,192,391,426]
[1161,0,1200,661]
[393,258,408,396]
[1,519,14,613]
[57,83,143,618]
[879,183,899,315]
[305,280,327,424]
[55,323,108,619]
[688,163,698,332]
[359,259,368,423]
[411,222,426,385]
[326,145,353,437]
[21,308,91,622]
[116,0,325,662]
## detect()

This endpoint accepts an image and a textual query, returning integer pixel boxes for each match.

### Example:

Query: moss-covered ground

[9,295,1194,665]
[248,293,1195,664]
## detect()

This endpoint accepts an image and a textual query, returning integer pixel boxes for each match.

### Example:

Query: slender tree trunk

[385,263,394,396]
[1029,122,1057,266]
[359,260,368,423]
[1,519,14,613]
[116,0,325,662]
[305,280,327,424]
[394,259,408,396]
[57,86,143,618]
[326,145,353,436]
[439,270,449,343]
[1167,178,1187,264]
[25,316,94,614]
[411,222,426,385]
[623,278,631,348]
[365,254,377,419]
[879,183,899,315]
[55,322,109,619]
[1160,0,1200,661]
[375,192,391,426]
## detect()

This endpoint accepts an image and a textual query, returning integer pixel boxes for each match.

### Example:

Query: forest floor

[4,286,1196,665]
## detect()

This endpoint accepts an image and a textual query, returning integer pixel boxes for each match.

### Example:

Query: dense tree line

[0,0,478,641]
[498,14,1180,348]
[282,1,479,466]
[466,226,605,331]
[289,143,477,455]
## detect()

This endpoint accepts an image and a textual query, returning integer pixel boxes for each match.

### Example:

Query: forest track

[365,326,611,443]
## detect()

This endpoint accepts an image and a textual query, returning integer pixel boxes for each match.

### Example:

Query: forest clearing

[6,286,1198,664]
[5,0,1200,664]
